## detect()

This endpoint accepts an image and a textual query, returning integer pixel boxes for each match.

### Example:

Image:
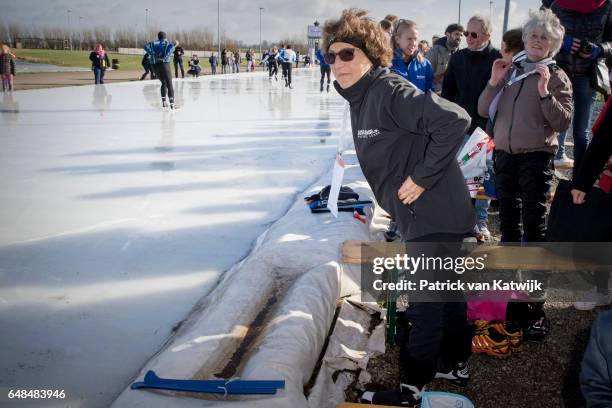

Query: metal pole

[67,9,72,50]
[458,0,461,24]
[217,0,220,56]
[503,0,510,33]
[490,1,493,20]
[259,7,264,64]
[145,8,149,30]
[79,16,82,50]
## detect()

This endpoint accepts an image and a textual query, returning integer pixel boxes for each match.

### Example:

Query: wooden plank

[341,241,610,272]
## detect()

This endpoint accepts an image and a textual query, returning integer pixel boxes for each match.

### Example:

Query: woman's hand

[489,59,511,87]
[535,64,551,98]
[398,176,425,205]
[571,189,586,205]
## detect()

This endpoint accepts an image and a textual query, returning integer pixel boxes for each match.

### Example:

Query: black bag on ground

[304,185,360,203]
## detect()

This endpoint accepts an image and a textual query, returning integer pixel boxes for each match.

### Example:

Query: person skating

[144,31,176,109]
[278,45,287,82]
[140,53,156,80]
[282,44,297,88]
[173,41,185,78]
[266,47,279,80]
[315,43,331,92]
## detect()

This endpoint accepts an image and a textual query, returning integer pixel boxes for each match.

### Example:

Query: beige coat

[478,65,573,154]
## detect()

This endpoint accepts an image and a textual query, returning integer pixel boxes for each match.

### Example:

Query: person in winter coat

[173,40,185,78]
[426,23,464,93]
[221,49,228,74]
[233,50,241,73]
[542,0,612,170]
[478,9,573,242]
[442,14,502,242]
[89,43,110,85]
[323,8,474,407]
[391,19,434,92]
[209,53,218,75]
[0,44,16,92]
[188,54,201,77]
[552,93,612,310]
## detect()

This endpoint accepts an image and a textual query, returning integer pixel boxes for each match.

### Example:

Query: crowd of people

[320,1,612,406]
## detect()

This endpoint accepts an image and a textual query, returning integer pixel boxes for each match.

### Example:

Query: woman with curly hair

[323,8,474,407]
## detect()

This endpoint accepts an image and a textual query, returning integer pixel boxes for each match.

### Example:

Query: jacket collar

[334,65,387,105]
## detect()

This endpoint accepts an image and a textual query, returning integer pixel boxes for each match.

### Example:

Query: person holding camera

[542,0,612,170]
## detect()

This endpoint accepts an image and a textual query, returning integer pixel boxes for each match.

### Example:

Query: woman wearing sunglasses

[391,19,434,92]
[323,9,475,407]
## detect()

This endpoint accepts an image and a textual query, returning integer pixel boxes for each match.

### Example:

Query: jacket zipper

[507,80,525,154]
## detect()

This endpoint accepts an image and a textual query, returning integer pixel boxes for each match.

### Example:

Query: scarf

[95,45,105,57]
[555,0,607,14]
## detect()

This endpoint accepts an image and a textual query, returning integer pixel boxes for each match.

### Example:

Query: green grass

[14,48,257,71]
[14,48,144,70]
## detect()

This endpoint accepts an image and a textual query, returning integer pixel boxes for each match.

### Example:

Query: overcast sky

[2,0,543,46]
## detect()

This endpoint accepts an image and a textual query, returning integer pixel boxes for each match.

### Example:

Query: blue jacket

[581,310,612,407]
[144,40,175,64]
[391,48,433,92]
[315,49,329,68]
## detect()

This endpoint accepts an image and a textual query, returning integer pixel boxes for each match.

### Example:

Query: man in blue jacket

[315,43,331,92]
[144,31,176,109]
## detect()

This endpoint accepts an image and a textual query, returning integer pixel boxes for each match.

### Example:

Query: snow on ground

[0,69,346,407]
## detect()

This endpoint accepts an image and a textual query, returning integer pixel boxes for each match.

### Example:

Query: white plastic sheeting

[112,151,390,408]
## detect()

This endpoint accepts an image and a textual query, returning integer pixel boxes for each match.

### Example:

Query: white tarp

[112,150,389,408]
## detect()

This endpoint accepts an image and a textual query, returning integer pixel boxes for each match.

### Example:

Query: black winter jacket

[173,46,184,60]
[89,52,110,70]
[334,66,474,240]
[441,43,501,134]
[0,53,15,76]
[542,0,612,77]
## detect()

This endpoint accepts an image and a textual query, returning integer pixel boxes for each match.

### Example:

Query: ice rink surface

[0,69,345,407]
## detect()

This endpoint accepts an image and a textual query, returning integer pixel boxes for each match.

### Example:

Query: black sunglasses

[323,48,356,65]
[464,31,480,39]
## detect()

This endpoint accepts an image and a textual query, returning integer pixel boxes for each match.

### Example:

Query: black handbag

[591,59,611,97]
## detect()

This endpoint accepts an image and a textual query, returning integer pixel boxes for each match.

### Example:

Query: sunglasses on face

[464,31,480,39]
[324,48,356,64]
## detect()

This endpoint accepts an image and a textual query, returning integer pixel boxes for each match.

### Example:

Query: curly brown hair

[323,9,393,67]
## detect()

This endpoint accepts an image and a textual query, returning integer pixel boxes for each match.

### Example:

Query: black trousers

[282,63,292,85]
[153,63,174,100]
[140,64,155,80]
[281,62,288,79]
[269,61,278,77]
[320,66,331,89]
[400,232,472,388]
[494,150,553,242]
[173,58,184,78]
